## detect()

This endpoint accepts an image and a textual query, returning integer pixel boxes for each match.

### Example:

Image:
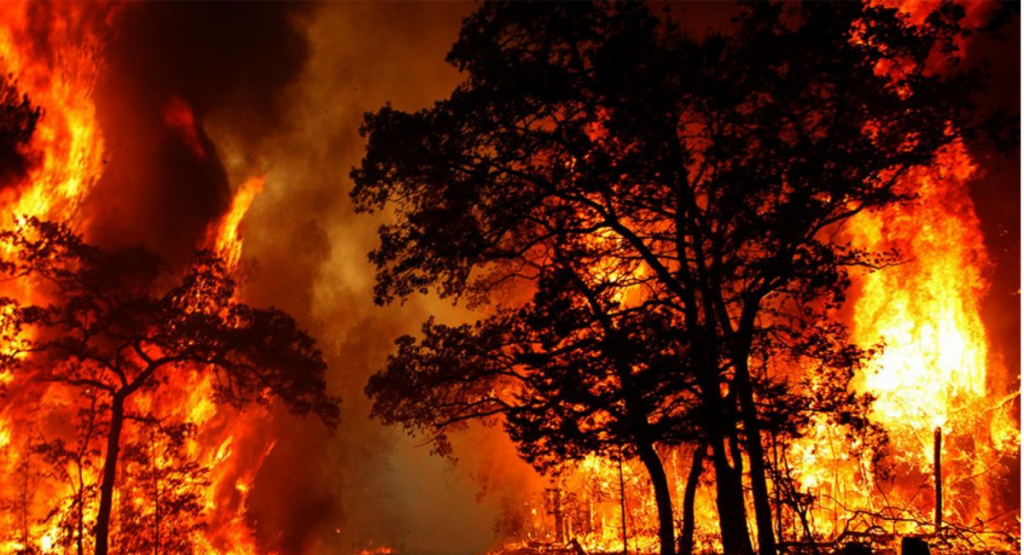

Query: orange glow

[0,2,1017,554]
[209,175,265,268]
[0,4,276,553]
[162,95,206,159]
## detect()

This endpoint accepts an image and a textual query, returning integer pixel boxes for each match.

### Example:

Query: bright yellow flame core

[852,141,989,433]
[785,140,1019,540]
[212,175,265,268]
[0,2,106,222]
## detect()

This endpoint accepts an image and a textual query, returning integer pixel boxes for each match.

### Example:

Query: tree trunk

[18,452,31,550]
[77,471,85,555]
[635,441,676,555]
[553,487,564,544]
[95,394,125,555]
[618,458,628,555]
[733,357,776,555]
[697,367,753,555]
[709,435,753,555]
[153,445,161,555]
[679,443,706,555]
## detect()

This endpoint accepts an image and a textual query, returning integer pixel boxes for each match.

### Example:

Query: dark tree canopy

[352,2,1002,555]
[0,219,340,425]
[369,283,698,468]
[0,218,340,555]
[0,75,41,188]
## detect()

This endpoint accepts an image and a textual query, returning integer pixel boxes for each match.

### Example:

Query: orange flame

[0,3,277,553]
[0,4,111,552]
[0,1,108,222]
[209,175,265,269]
[846,140,1018,531]
[851,141,988,433]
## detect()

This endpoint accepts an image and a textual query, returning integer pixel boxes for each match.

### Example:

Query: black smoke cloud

[85,2,314,266]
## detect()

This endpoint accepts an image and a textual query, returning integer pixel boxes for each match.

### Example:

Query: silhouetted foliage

[352,2,1005,554]
[0,218,340,555]
[0,76,40,188]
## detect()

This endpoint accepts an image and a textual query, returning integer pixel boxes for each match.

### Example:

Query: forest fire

[0,5,330,555]
[0,2,105,220]
[0,2,1018,555]
[0,3,108,551]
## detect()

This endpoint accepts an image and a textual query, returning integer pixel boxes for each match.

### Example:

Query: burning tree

[0,218,340,555]
[353,2,1008,555]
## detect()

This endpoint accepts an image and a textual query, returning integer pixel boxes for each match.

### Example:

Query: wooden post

[554,487,564,544]
[934,427,942,534]
[619,457,628,555]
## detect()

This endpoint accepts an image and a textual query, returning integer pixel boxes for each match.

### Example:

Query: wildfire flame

[0,3,110,552]
[493,4,1019,554]
[0,2,1016,555]
[0,4,277,554]
[0,1,107,222]
[852,141,988,433]
[210,175,265,270]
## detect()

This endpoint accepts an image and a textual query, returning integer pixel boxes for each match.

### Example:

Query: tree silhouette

[0,218,340,555]
[0,75,40,188]
[367,248,702,555]
[352,2,1002,554]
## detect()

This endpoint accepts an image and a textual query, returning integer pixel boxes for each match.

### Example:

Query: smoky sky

[81,3,537,555]
[228,5,541,554]
[964,9,1021,396]
[85,2,315,267]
